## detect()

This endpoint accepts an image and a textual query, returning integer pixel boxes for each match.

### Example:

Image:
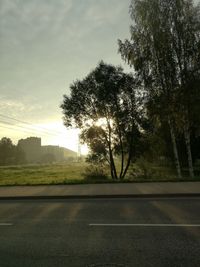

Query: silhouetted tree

[61,62,142,180]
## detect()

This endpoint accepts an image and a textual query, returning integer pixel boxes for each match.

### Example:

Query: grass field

[0,162,199,186]
[0,163,88,186]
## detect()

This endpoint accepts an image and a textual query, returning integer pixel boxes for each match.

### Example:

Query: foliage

[82,164,108,181]
[128,159,176,180]
[0,137,26,166]
[61,61,143,180]
[118,0,200,178]
[0,137,14,165]
[0,162,199,186]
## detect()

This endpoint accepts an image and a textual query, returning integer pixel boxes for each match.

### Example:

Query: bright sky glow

[95,118,108,127]
[0,0,131,152]
[37,121,89,155]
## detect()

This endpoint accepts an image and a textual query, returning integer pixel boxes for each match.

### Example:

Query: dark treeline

[118,0,200,178]
[61,0,200,180]
[0,137,26,166]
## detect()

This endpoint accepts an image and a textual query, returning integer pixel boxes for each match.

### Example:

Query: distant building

[42,145,64,162]
[18,137,77,164]
[62,147,77,161]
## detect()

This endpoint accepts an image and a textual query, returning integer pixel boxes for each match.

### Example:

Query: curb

[0,193,200,200]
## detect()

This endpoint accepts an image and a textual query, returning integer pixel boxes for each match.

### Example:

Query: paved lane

[0,198,200,267]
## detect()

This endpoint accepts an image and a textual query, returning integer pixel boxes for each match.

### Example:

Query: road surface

[0,197,200,267]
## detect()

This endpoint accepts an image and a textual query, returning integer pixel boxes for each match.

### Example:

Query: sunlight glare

[35,121,89,155]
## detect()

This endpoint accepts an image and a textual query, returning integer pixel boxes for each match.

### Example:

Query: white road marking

[0,223,13,226]
[89,223,200,227]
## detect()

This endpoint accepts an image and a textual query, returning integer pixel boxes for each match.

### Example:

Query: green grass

[0,162,199,186]
[0,163,88,186]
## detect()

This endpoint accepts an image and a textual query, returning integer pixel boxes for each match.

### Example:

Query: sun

[95,118,108,127]
[35,118,112,155]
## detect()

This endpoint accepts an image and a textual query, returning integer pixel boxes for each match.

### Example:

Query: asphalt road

[0,198,200,267]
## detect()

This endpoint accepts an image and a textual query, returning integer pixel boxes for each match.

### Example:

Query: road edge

[0,193,200,200]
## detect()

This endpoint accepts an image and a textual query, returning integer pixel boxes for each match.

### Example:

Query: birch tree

[119,0,200,178]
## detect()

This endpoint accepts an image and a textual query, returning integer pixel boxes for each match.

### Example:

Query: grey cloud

[0,0,73,45]
[0,0,131,125]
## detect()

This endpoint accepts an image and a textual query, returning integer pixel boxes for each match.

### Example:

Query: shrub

[128,157,175,180]
[82,164,108,181]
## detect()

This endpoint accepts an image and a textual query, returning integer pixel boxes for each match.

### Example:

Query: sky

[0,0,131,153]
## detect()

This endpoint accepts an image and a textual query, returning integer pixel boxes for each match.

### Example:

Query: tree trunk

[121,151,132,180]
[110,165,115,180]
[168,119,182,179]
[106,117,118,180]
[121,126,134,180]
[110,158,118,180]
[184,123,194,178]
[108,139,118,180]
[118,130,124,180]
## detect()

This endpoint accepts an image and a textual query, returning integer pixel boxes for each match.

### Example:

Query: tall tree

[169,0,200,177]
[61,62,142,180]
[119,0,200,178]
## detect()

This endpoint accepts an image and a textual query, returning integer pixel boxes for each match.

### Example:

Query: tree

[61,62,142,180]
[0,137,14,165]
[168,0,200,178]
[118,0,200,178]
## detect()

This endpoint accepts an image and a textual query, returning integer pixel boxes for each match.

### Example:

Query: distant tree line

[0,137,26,166]
[61,0,200,180]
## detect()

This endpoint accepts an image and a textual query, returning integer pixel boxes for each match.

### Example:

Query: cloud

[0,0,130,57]
[84,0,127,26]
[0,0,131,126]
[0,99,25,111]
[0,0,73,45]
[0,96,44,121]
